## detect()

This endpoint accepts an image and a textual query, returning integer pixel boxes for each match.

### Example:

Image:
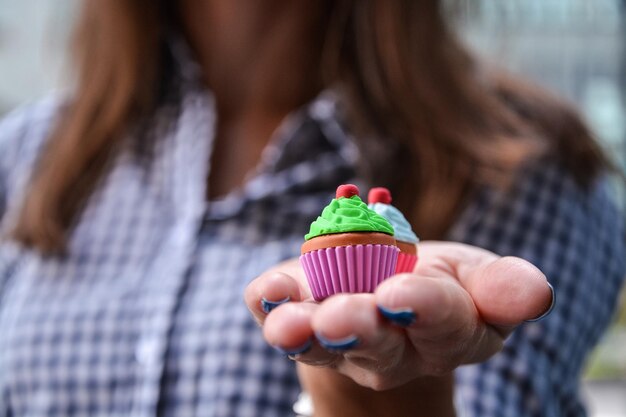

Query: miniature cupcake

[300,184,399,301]
[368,187,419,273]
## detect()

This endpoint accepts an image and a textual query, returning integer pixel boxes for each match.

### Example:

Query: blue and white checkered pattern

[450,161,626,417]
[1,49,624,417]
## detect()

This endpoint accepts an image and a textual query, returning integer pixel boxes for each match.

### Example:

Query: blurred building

[460,0,626,182]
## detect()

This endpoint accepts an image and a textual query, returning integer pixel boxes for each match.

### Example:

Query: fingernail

[526,282,556,322]
[378,306,417,327]
[315,333,360,351]
[273,338,313,356]
[261,296,291,314]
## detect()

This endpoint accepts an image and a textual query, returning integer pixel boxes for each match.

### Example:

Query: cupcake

[368,187,419,273]
[300,184,399,301]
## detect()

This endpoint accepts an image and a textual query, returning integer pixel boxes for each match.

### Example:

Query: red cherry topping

[368,187,392,204]
[336,184,360,199]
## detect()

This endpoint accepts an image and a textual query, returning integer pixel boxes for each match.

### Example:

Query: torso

[1,87,624,417]
[0,88,358,416]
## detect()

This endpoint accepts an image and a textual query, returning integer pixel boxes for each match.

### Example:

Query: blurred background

[0,0,624,415]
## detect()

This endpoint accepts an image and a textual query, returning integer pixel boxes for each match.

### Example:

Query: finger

[375,274,476,336]
[375,273,503,367]
[244,272,302,325]
[263,302,339,366]
[418,243,553,328]
[461,256,552,328]
[311,294,410,375]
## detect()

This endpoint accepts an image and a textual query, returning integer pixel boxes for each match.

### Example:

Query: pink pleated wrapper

[300,244,399,301]
[395,252,418,274]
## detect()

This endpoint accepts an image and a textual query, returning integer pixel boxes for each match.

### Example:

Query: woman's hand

[244,241,553,392]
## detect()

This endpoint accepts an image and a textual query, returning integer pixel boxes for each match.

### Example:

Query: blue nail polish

[526,282,556,322]
[315,333,360,351]
[261,296,291,314]
[378,306,417,327]
[274,338,313,356]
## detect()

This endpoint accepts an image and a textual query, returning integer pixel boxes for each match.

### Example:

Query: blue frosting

[368,203,419,244]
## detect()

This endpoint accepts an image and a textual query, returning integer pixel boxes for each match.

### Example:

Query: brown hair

[13,0,609,252]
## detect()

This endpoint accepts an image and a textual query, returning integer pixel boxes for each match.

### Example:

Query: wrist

[297,365,456,417]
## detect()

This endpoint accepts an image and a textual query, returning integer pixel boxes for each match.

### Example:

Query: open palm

[245,241,553,391]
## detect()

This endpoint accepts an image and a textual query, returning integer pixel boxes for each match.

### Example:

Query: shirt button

[135,339,159,366]
[170,224,188,246]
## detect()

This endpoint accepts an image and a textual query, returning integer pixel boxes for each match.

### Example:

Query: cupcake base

[395,241,418,273]
[300,244,399,301]
[396,252,418,273]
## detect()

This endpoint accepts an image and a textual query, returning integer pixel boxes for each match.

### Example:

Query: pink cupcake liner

[300,244,399,301]
[395,252,417,273]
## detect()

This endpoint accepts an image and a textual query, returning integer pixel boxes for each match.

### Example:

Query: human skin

[179,1,553,415]
[245,242,552,416]
[179,0,326,199]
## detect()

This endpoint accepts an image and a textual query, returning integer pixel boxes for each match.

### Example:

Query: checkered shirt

[1,50,625,417]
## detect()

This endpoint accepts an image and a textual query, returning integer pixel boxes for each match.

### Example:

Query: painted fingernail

[315,333,360,351]
[378,306,417,327]
[526,282,556,322]
[261,296,291,314]
[273,338,313,356]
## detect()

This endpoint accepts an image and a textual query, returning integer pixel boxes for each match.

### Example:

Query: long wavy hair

[13,0,608,253]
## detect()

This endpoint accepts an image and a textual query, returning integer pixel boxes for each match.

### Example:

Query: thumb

[464,256,553,328]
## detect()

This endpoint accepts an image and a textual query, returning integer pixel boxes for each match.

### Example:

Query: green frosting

[305,195,395,240]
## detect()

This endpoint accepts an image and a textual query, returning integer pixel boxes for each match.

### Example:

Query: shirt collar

[205,90,360,220]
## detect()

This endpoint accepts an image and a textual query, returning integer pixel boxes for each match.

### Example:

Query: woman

[0,1,623,416]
